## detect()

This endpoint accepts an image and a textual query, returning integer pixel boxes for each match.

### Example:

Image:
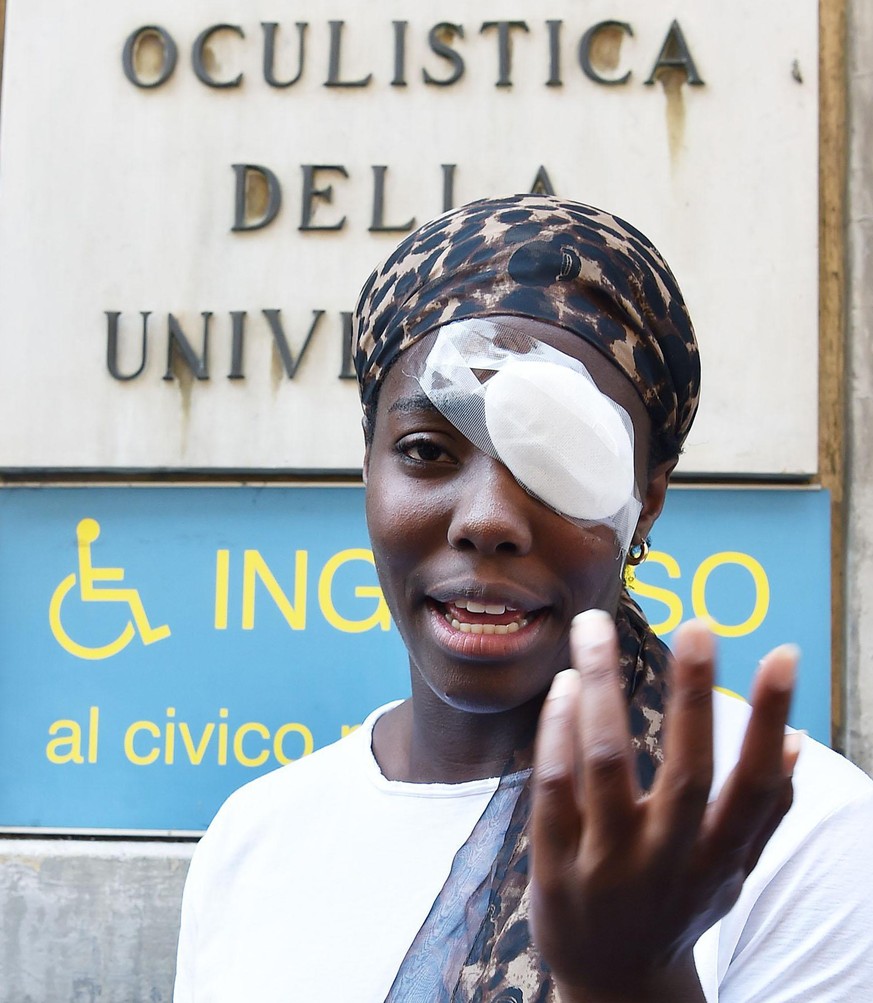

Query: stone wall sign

[0,1,819,474]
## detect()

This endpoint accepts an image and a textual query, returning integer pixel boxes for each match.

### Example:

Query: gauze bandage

[415,318,642,556]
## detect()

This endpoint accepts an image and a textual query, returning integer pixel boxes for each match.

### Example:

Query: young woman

[174,196,873,1002]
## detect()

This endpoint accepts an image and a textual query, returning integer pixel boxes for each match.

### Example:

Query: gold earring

[626,539,649,566]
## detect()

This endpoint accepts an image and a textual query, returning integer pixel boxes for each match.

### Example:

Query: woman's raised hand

[530,612,800,1003]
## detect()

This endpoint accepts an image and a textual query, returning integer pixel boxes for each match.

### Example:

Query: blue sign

[0,486,830,832]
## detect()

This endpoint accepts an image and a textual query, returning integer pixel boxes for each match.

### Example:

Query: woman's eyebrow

[387,393,442,416]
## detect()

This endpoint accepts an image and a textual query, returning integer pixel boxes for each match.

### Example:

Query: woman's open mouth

[441,599,531,635]
[425,594,548,656]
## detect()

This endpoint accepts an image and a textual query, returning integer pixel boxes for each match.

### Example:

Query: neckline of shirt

[354,701,527,799]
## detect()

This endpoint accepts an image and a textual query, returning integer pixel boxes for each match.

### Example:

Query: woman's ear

[361,417,370,486]
[634,457,677,544]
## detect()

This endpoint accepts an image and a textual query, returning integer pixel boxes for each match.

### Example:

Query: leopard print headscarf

[353,194,699,463]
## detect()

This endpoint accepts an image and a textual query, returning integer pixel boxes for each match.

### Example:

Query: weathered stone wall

[844,0,873,772]
[0,840,193,1003]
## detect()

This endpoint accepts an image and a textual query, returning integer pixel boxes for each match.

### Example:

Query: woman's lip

[429,582,550,613]
[425,600,549,660]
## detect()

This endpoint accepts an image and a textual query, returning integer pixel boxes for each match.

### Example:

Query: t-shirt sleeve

[717,788,873,1002]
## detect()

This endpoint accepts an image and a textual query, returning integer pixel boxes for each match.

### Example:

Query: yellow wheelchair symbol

[49,518,171,660]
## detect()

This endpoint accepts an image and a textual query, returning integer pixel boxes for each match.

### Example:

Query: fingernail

[547,668,579,701]
[572,608,613,639]
[783,729,806,774]
[764,644,800,691]
[674,619,715,664]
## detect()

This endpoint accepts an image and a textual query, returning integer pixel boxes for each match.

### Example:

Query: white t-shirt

[174,693,873,1002]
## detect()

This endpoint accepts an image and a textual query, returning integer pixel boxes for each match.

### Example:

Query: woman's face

[364,321,660,716]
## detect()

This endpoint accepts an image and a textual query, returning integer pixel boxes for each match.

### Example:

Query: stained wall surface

[845,0,873,773]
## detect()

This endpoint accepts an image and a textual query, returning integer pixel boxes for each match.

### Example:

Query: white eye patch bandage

[415,318,642,556]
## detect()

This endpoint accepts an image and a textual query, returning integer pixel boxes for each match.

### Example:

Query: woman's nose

[446,454,534,555]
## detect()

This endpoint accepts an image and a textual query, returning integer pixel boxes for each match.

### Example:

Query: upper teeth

[454,599,513,615]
